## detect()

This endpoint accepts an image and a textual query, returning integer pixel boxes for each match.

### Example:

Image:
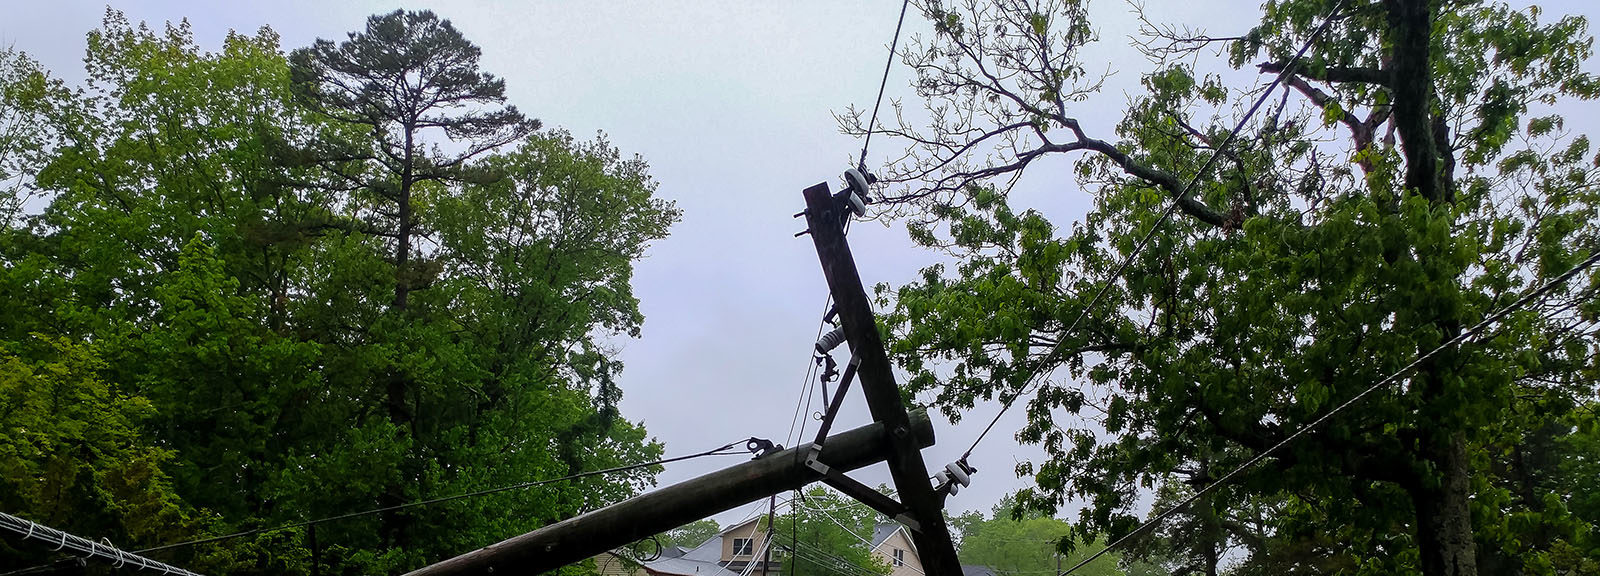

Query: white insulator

[816,327,848,355]
[946,461,971,486]
[846,191,867,218]
[843,168,871,217]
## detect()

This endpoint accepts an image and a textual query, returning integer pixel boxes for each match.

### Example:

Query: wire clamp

[745,437,782,459]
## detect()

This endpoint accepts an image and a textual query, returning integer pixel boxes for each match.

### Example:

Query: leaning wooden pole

[800,182,964,576]
[405,411,935,576]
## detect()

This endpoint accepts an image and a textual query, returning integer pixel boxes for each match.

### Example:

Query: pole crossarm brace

[405,412,936,576]
[799,182,964,576]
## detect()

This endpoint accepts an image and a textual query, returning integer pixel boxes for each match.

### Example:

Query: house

[595,517,780,576]
[594,518,992,576]
[868,523,920,576]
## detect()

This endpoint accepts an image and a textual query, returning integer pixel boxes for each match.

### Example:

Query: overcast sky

[6,0,1598,535]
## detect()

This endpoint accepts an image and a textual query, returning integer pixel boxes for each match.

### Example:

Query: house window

[893,548,905,567]
[733,538,754,556]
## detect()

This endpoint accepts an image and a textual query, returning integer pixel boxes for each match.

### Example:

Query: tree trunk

[1384,0,1447,202]
[382,127,420,556]
[1411,432,1478,576]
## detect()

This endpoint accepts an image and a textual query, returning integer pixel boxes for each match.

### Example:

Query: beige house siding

[594,552,651,576]
[720,518,771,562]
[871,529,923,576]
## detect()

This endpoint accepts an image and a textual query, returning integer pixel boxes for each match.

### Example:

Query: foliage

[0,336,193,564]
[0,9,675,576]
[657,519,721,551]
[775,486,893,576]
[866,1,1600,576]
[951,495,1122,576]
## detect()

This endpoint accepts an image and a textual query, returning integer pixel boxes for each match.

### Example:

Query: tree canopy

[775,486,894,576]
[952,495,1123,576]
[863,1,1600,576]
[0,9,676,575]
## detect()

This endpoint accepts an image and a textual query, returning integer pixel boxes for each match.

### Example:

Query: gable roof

[680,535,723,562]
[719,517,760,536]
[961,565,998,576]
[869,523,907,551]
[643,555,736,576]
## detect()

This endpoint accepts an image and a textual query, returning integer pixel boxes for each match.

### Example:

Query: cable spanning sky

[5,1,1597,531]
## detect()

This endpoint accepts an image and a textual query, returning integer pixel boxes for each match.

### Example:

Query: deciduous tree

[864,1,1600,575]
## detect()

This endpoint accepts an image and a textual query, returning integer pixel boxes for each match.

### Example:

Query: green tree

[658,519,722,551]
[288,10,537,553]
[952,495,1121,576]
[863,1,1600,576]
[1,9,676,575]
[776,487,893,576]
[289,8,536,312]
[0,48,56,229]
[0,336,193,567]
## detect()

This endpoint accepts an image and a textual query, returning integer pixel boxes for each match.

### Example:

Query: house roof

[680,536,723,562]
[869,523,904,551]
[644,556,736,576]
[961,565,998,576]
[719,517,760,535]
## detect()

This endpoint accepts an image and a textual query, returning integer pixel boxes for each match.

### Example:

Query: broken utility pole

[403,179,964,576]
[798,182,964,576]
[404,412,935,576]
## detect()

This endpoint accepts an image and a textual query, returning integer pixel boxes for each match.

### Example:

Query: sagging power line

[1058,249,1600,576]
[0,511,204,576]
[960,0,1354,462]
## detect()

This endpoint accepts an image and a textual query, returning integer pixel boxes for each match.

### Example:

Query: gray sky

[7,0,1598,535]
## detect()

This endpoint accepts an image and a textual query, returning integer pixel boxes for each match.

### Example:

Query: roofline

[719,516,761,536]
[870,524,912,553]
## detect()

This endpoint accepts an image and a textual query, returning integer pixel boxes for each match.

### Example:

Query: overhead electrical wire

[961,0,1353,461]
[801,497,928,576]
[132,439,755,555]
[859,0,914,169]
[1059,248,1600,576]
[789,295,834,449]
[0,511,204,576]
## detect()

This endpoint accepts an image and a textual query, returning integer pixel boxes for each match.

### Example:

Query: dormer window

[732,538,754,556]
[893,548,905,567]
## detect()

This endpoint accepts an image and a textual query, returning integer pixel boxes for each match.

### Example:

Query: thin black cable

[962,0,1350,460]
[859,0,913,169]
[788,295,833,447]
[133,440,752,555]
[1059,249,1600,576]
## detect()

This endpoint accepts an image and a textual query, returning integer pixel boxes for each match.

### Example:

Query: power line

[0,511,204,576]
[779,539,884,576]
[961,0,1352,461]
[789,295,833,448]
[1059,249,1600,576]
[859,0,913,169]
[807,500,927,576]
[133,440,754,555]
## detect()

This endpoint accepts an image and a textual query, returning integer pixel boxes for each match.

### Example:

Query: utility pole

[798,182,964,576]
[402,179,967,576]
[405,413,935,576]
